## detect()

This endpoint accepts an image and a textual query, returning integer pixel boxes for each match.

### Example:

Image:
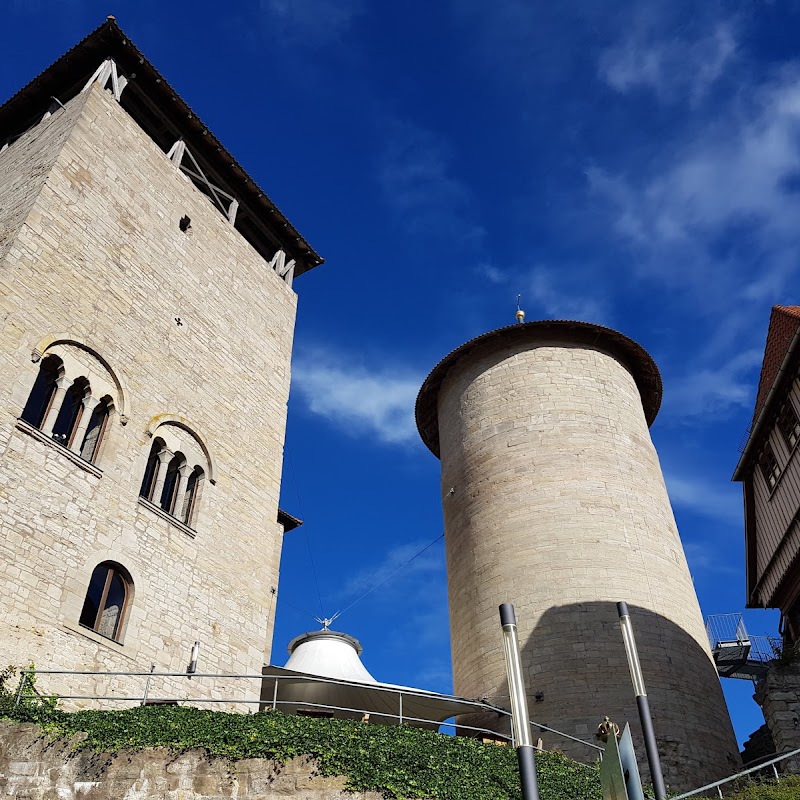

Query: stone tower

[0,20,319,705]
[415,321,740,791]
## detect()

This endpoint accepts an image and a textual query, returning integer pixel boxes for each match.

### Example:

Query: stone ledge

[60,620,138,661]
[136,496,196,538]
[14,418,103,478]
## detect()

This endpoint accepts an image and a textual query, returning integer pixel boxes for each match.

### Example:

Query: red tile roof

[752,305,800,424]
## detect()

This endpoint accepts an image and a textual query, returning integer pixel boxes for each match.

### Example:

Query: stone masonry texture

[0,83,298,706]
[433,333,740,791]
[0,721,385,800]
[756,663,800,773]
[0,90,88,263]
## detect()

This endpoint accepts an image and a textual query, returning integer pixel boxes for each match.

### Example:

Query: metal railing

[705,614,782,664]
[749,635,783,663]
[705,614,781,681]
[672,746,800,798]
[706,614,751,650]
[14,668,603,762]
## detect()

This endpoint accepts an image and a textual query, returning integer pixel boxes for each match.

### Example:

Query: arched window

[20,343,119,467]
[79,562,132,642]
[139,423,209,529]
[140,438,164,500]
[21,355,62,429]
[51,377,89,447]
[79,396,111,463]
[181,466,205,525]
[160,453,184,512]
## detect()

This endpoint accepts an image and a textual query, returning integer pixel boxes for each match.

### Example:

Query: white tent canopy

[260,629,507,732]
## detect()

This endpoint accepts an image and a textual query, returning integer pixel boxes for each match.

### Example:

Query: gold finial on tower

[515,294,525,324]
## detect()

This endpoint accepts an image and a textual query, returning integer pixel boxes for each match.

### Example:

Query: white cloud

[683,541,739,575]
[588,67,800,298]
[293,352,422,445]
[527,267,608,323]
[340,539,444,601]
[378,119,484,243]
[664,471,742,525]
[664,348,763,419]
[475,262,506,285]
[474,264,609,323]
[599,21,737,104]
[259,0,364,44]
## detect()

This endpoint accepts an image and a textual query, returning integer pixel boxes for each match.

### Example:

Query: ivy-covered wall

[0,705,602,800]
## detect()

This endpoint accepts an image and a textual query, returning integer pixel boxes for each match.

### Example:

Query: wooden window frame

[160,454,182,513]
[81,401,110,464]
[140,441,163,501]
[52,378,89,447]
[778,401,800,451]
[182,467,203,526]
[758,441,782,491]
[80,564,131,643]
[67,404,84,449]
[21,355,61,430]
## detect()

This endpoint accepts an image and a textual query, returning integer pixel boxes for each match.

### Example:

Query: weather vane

[315,612,341,631]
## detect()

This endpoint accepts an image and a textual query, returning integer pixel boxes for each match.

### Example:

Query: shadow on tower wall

[457,601,741,794]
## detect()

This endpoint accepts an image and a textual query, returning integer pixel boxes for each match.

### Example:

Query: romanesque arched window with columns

[139,423,208,529]
[20,347,117,465]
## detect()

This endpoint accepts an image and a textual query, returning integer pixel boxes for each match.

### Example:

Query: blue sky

[3,0,798,748]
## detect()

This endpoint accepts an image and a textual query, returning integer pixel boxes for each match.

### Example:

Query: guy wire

[336,532,445,620]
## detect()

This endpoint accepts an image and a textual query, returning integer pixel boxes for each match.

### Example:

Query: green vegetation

[0,675,601,800]
[722,777,800,800]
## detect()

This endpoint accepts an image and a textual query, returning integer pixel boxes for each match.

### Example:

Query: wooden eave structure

[732,305,800,607]
[0,18,322,277]
[415,320,663,458]
[278,508,303,533]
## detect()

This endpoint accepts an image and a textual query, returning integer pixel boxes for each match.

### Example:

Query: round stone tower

[415,320,739,791]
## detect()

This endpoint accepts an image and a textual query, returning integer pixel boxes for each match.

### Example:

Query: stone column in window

[40,376,73,436]
[70,396,100,454]
[174,463,192,519]
[150,449,173,503]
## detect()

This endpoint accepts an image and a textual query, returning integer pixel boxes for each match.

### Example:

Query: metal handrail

[671,746,800,799]
[14,668,602,757]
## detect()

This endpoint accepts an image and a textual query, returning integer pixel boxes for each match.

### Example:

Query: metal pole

[772,763,780,781]
[14,670,27,705]
[399,692,403,725]
[500,603,540,800]
[187,641,200,679]
[272,678,278,711]
[617,601,667,800]
[141,664,155,706]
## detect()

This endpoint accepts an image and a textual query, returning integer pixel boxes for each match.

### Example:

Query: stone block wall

[0,82,299,706]
[756,663,800,773]
[0,93,90,260]
[741,723,776,766]
[0,721,383,799]
[433,335,740,791]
